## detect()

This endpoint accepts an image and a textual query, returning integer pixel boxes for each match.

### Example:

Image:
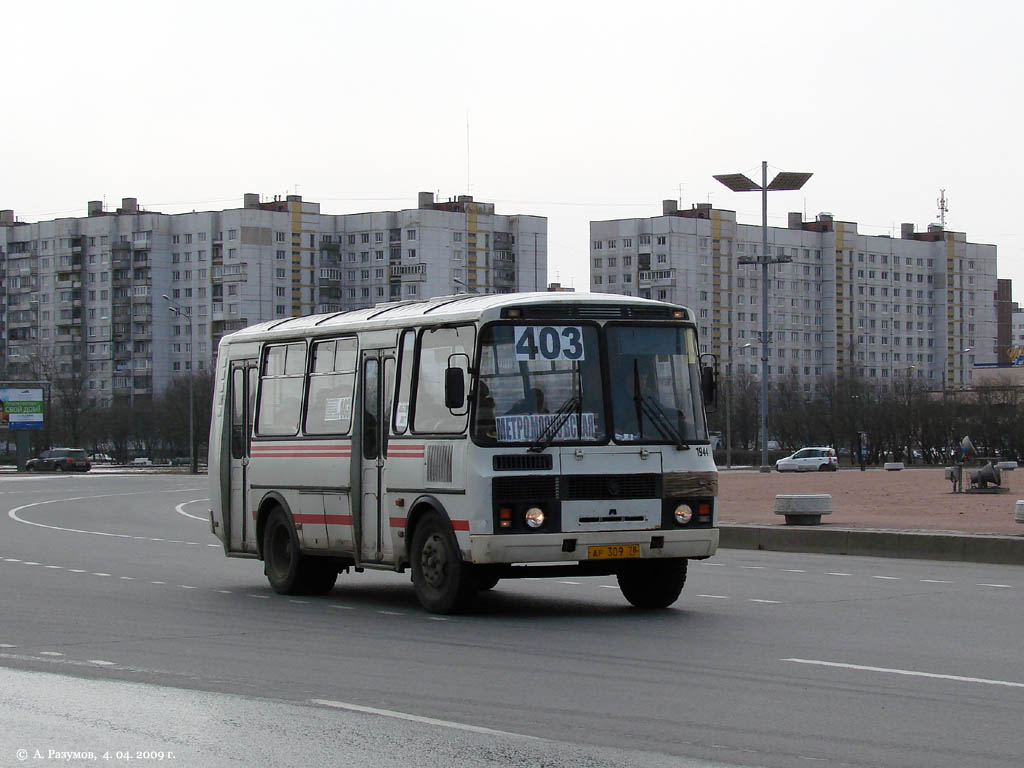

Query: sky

[4,1,1024,298]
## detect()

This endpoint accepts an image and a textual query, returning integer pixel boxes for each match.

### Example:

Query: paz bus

[207,292,719,613]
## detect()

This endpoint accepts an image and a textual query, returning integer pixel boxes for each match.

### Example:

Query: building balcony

[390,264,426,280]
[638,269,676,286]
[112,256,131,270]
[133,239,151,250]
[56,317,83,327]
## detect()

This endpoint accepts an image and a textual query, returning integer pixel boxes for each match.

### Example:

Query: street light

[714,162,813,471]
[162,295,196,474]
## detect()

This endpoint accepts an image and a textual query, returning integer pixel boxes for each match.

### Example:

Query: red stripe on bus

[451,520,470,531]
[387,452,424,458]
[389,517,406,528]
[324,515,353,526]
[248,450,352,456]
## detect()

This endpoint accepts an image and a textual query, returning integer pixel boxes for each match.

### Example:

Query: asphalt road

[1,474,1022,768]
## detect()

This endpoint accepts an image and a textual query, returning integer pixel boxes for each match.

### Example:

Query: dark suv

[26,448,92,473]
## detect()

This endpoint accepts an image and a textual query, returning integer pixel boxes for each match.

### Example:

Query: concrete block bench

[884,462,904,471]
[1016,500,1024,525]
[774,494,833,526]
[996,461,1018,471]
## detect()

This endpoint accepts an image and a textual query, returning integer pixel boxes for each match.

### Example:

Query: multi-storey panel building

[590,201,999,392]
[0,192,546,405]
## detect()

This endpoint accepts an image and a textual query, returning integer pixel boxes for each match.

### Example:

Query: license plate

[588,544,641,560]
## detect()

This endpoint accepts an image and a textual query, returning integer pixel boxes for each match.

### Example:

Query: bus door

[228,360,258,552]
[358,349,396,563]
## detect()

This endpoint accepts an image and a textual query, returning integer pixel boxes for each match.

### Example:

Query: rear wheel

[263,508,337,595]
[617,558,688,609]
[410,513,475,614]
[818,463,829,472]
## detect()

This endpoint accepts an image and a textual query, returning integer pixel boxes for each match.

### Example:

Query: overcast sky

[4,1,1022,297]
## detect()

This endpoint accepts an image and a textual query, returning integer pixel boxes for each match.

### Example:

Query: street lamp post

[714,162,812,471]
[162,295,196,475]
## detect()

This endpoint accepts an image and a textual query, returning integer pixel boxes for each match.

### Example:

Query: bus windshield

[474,323,606,445]
[606,325,708,444]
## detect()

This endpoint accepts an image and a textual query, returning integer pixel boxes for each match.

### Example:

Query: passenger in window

[476,381,497,439]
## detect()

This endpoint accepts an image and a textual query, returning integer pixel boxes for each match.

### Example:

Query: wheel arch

[254,491,295,561]
[401,494,455,569]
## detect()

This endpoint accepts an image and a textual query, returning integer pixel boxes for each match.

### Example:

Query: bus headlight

[673,503,693,525]
[524,507,545,528]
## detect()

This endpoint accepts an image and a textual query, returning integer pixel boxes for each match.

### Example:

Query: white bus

[208,292,719,613]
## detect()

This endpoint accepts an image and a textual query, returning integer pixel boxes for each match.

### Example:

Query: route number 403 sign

[513,326,585,362]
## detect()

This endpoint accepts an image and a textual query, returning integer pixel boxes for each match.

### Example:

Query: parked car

[131,457,153,466]
[26,448,91,473]
[90,453,114,464]
[776,447,838,472]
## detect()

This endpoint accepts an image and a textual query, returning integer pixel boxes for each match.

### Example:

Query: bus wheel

[411,514,475,614]
[263,508,304,594]
[616,558,688,609]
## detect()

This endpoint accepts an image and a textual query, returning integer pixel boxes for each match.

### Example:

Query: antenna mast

[937,189,948,229]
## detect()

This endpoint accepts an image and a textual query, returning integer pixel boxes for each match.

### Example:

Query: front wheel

[617,558,688,609]
[410,514,475,614]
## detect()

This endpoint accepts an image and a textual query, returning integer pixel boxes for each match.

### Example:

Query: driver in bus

[506,387,546,415]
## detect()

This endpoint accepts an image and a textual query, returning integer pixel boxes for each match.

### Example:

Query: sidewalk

[716,466,1024,564]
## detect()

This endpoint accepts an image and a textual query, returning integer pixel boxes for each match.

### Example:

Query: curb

[719,524,1024,566]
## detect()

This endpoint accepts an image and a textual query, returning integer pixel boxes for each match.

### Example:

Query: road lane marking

[978,583,1012,589]
[558,581,581,585]
[175,498,210,522]
[89,660,116,666]
[329,604,354,610]
[311,698,540,740]
[827,572,851,576]
[921,579,953,583]
[740,566,765,570]
[782,569,806,573]
[697,594,729,599]
[599,585,618,589]
[872,576,900,580]
[8,492,212,546]
[783,658,1024,689]
[39,652,64,657]
[750,599,781,604]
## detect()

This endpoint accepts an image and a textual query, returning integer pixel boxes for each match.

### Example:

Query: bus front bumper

[468,528,718,565]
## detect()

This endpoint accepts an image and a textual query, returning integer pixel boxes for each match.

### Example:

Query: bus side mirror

[444,367,466,409]
[701,365,717,412]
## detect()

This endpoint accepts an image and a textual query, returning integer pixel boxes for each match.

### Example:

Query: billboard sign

[0,388,44,429]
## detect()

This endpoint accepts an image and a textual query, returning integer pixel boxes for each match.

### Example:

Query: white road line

[249,594,270,599]
[599,584,618,589]
[311,698,540,740]
[827,572,851,576]
[558,581,581,585]
[68,569,86,573]
[782,569,806,573]
[0,644,17,648]
[750,599,781,604]
[89,660,116,666]
[784,658,1024,689]
[92,573,111,577]
[978,583,1012,589]
[3,558,21,562]
[377,610,403,616]
[921,579,953,584]
[329,604,354,610]
[151,581,166,585]
[8,493,209,546]
[290,600,311,605]
[872,576,900,580]
[740,566,765,570]
[44,565,62,569]
[38,651,64,657]
[216,590,232,594]
[697,594,729,599]
[175,498,210,522]
[24,562,40,565]
[178,585,197,590]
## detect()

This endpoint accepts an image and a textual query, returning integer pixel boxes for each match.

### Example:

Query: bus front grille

[562,474,660,500]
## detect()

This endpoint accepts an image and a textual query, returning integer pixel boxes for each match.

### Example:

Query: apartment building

[0,192,546,405]
[590,201,999,392]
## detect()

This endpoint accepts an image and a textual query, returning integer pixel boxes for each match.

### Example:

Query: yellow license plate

[588,544,641,560]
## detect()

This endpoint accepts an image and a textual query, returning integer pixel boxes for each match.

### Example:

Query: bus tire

[263,508,337,595]
[616,558,688,609]
[410,513,475,614]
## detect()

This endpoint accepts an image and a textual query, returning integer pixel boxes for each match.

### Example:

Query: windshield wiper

[631,362,689,450]
[527,394,580,453]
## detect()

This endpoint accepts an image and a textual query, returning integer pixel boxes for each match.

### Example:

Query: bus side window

[231,367,245,459]
[305,337,357,435]
[392,330,415,434]
[412,325,475,434]
[257,342,306,436]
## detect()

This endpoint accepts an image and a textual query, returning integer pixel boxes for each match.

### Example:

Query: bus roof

[221,292,694,346]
